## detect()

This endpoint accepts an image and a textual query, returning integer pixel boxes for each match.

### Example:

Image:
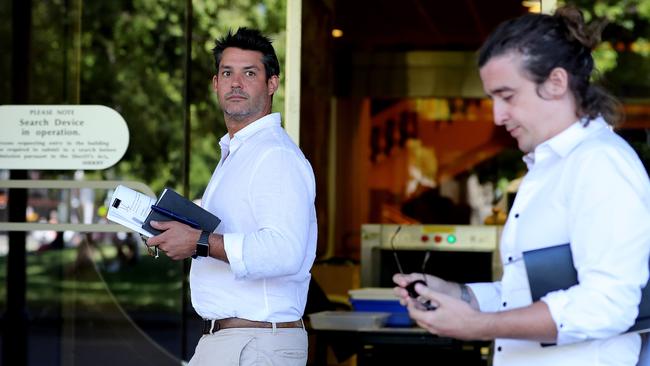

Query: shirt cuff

[542,290,588,345]
[223,232,248,278]
[466,282,502,313]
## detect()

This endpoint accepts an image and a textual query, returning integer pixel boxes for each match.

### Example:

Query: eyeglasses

[140,235,159,259]
[390,225,431,282]
[391,225,436,310]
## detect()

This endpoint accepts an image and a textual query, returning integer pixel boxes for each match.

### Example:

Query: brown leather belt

[202,318,304,334]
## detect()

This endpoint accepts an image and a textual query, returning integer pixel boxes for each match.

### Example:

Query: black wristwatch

[192,231,210,259]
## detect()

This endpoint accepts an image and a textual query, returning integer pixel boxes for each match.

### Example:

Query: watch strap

[193,231,210,258]
[198,230,210,245]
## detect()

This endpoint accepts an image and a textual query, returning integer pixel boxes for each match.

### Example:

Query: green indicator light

[447,235,457,244]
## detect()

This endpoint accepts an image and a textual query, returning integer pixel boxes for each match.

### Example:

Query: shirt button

[497,346,502,352]
[508,256,513,262]
[514,213,520,218]
[502,302,507,307]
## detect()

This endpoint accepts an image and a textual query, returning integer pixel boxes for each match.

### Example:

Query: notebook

[524,243,650,333]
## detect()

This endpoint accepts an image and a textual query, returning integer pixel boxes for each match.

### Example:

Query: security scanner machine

[311,224,501,366]
[361,224,501,287]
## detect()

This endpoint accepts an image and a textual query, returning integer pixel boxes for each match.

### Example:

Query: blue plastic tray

[350,299,413,327]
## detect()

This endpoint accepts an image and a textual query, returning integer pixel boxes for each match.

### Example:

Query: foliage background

[0,2,288,361]
[1,0,287,200]
[563,0,650,169]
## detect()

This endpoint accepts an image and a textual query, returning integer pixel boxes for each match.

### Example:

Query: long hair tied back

[479,6,621,126]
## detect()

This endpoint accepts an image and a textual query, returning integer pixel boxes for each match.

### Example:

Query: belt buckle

[204,319,221,334]
[211,319,221,333]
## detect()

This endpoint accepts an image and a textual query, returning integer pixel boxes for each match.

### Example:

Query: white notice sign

[0,105,129,170]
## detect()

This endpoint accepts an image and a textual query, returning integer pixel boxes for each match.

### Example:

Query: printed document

[106,185,157,237]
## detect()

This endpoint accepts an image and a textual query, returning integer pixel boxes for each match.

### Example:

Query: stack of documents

[107,185,220,237]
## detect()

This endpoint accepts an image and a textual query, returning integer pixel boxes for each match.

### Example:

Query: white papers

[106,185,156,237]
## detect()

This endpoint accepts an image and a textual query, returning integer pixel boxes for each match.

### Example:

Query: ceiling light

[522,0,541,13]
[331,29,344,38]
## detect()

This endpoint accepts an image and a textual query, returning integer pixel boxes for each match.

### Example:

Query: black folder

[523,243,650,333]
[141,187,220,236]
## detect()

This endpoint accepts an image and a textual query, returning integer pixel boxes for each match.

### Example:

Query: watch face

[196,243,209,257]
[195,231,210,257]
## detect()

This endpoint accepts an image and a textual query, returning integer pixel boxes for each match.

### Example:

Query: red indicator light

[434,235,442,243]
[421,235,429,242]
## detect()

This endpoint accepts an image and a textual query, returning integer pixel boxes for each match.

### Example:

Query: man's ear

[267,75,279,95]
[543,67,569,99]
[212,75,219,93]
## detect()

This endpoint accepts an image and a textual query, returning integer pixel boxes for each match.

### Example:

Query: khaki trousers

[188,327,308,366]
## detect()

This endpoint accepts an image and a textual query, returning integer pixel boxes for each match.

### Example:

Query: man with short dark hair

[147,27,317,366]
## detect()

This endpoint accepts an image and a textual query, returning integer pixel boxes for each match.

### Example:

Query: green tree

[0,0,287,197]
[563,1,650,171]
[79,0,287,197]
[564,0,650,97]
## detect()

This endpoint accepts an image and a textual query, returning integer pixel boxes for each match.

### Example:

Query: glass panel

[1,0,289,364]
[0,186,184,365]
[2,0,186,363]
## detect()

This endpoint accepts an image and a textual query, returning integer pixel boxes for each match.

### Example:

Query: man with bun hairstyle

[394,6,650,365]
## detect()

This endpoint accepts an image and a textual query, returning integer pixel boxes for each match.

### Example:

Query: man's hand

[405,282,487,340]
[393,272,454,305]
[405,282,558,343]
[146,220,201,260]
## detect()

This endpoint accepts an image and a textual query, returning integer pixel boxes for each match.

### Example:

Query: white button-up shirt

[470,117,650,365]
[190,113,317,322]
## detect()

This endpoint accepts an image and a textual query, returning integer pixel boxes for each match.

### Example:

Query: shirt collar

[218,113,282,153]
[523,116,609,168]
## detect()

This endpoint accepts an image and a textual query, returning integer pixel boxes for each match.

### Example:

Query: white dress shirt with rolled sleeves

[469,117,650,365]
[191,113,317,323]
